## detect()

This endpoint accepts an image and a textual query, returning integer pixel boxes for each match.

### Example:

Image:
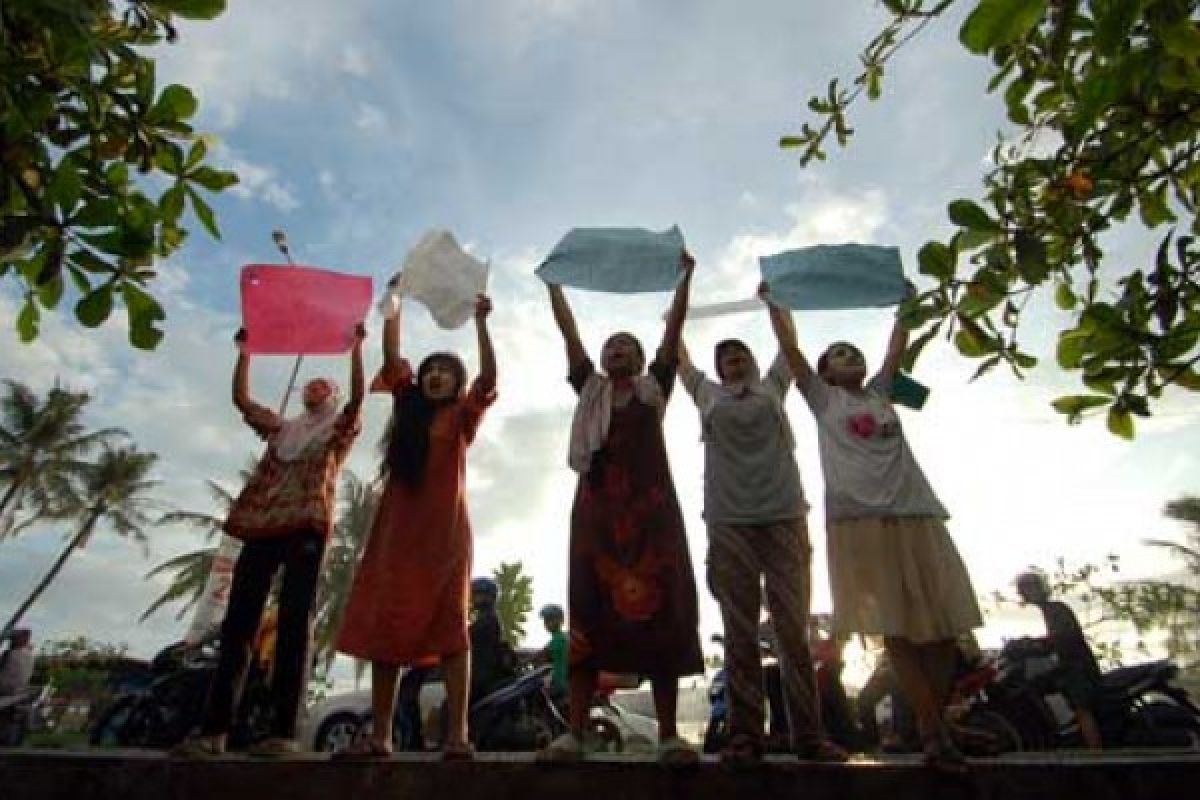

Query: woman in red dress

[538,253,704,764]
[337,293,496,759]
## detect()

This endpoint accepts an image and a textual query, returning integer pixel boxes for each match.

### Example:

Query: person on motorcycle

[538,604,569,696]
[1016,570,1103,748]
[0,629,34,698]
[469,577,518,704]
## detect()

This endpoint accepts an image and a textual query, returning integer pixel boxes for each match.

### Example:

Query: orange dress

[337,362,495,665]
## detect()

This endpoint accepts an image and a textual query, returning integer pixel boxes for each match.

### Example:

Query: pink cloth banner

[240,264,373,354]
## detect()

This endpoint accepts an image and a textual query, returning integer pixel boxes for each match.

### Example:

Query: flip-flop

[332,738,393,760]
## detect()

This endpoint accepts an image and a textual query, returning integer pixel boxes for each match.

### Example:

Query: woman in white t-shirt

[761,283,981,771]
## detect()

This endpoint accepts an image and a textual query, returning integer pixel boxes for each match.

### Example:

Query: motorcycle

[989,637,1200,750]
[0,685,51,746]
[89,638,272,749]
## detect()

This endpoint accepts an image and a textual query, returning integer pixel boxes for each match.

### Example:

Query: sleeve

[648,357,677,399]
[241,402,283,440]
[459,375,498,445]
[328,405,363,459]
[678,358,708,406]
[794,368,830,414]
[567,358,596,395]
[370,357,414,396]
[765,349,793,399]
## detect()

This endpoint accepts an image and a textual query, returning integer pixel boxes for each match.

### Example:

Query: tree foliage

[492,561,534,646]
[1,0,236,350]
[784,0,1200,437]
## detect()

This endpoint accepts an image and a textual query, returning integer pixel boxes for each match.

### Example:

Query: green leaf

[1014,230,1048,283]
[954,327,988,358]
[1056,329,1089,369]
[948,199,1001,232]
[150,84,198,122]
[76,287,115,327]
[47,162,83,212]
[184,138,208,170]
[1107,406,1134,440]
[779,136,806,148]
[122,282,166,350]
[38,275,64,309]
[960,0,1048,54]
[1138,184,1175,228]
[186,186,221,239]
[17,297,39,342]
[1051,394,1111,416]
[1055,282,1077,310]
[148,0,227,20]
[917,241,955,281]
[187,166,238,192]
[159,185,186,223]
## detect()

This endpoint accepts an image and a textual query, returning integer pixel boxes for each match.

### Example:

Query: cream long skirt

[827,515,982,644]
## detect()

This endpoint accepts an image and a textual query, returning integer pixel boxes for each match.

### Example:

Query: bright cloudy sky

[3,1,1198,682]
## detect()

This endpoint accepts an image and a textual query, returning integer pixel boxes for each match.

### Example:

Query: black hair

[382,352,467,486]
[713,339,752,381]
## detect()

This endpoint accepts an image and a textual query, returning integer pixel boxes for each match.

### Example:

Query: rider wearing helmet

[538,604,568,694]
[468,577,516,702]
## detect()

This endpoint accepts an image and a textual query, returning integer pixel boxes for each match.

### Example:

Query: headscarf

[272,378,342,461]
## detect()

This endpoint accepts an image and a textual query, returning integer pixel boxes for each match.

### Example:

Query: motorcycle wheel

[584,716,622,753]
[958,708,1023,754]
[90,696,138,747]
[1128,701,1200,749]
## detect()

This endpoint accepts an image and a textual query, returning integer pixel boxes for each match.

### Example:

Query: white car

[300,670,658,754]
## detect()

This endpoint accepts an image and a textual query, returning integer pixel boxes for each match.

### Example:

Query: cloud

[221,152,301,213]
[353,103,388,134]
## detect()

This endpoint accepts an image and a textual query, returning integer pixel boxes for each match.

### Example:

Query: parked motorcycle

[989,637,1200,749]
[89,638,272,749]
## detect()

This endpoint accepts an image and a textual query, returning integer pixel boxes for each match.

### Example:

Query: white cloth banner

[184,535,243,645]
[379,229,488,329]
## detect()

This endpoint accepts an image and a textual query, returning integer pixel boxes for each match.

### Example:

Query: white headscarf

[271,379,342,461]
[568,371,665,473]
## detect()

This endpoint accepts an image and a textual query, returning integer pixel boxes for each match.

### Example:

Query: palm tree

[2,444,159,637]
[492,561,534,646]
[312,470,378,677]
[141,480,237,622]
[0,379,125,539]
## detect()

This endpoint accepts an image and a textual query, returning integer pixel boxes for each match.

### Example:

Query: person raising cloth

[336,292,497,761]
[762,283,982,772]
[677,314,847,766]
[174,323,366,758]
[537,252,704,766]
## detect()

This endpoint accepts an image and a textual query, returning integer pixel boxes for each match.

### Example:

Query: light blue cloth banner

[760,244,906,310]
[536,226,687,293]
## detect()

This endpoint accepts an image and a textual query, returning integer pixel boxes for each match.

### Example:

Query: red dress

[567,359,704,678]
[337,362,495,664]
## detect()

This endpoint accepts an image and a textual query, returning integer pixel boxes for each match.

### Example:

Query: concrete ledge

[2,749,1199,800]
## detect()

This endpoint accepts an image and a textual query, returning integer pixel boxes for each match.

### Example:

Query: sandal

[170,737,224,760]
[247,737,302,759]
[657,735,699,768]
[922,732,968,774]
[719,733,763,769]
[795,738,849,763]
[537,732,584,764]
[332,737,393,760]
[441,740,476,762]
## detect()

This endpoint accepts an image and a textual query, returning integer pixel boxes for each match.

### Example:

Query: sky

[2,0,1198,688]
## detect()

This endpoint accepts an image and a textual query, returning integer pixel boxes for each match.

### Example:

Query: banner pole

[272,229,305,416]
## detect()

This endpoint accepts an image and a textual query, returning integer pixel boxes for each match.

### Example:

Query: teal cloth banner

[760,244,906,310]
[536,226,687,293]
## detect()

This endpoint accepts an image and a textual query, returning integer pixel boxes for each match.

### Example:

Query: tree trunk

[1,510,99,638]
[0,476,26,538]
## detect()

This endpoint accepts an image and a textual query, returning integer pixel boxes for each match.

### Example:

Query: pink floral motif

[847,412,877,438]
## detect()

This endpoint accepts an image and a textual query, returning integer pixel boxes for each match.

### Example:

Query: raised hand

[475,293,493,321]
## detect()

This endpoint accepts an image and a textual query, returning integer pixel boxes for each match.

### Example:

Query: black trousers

[201,531,324,739]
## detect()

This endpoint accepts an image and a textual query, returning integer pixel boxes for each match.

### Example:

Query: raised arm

[879,281,916,383]
[760,282,815,385]
[545,282,587,370]
[232,329,255,415]
[657,250,695,364]
[474,294,497,393]
[677,335,694,373]
[346,323,367,416]
[382,303,403,376]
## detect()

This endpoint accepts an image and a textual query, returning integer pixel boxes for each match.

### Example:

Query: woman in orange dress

[337,293,496,759]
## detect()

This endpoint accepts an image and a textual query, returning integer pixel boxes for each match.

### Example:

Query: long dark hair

[382,352,467,486]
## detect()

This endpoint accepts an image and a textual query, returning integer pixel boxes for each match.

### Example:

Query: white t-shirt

[681,351,808,524]
[797,370,947,521]
[0,644,34,696]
